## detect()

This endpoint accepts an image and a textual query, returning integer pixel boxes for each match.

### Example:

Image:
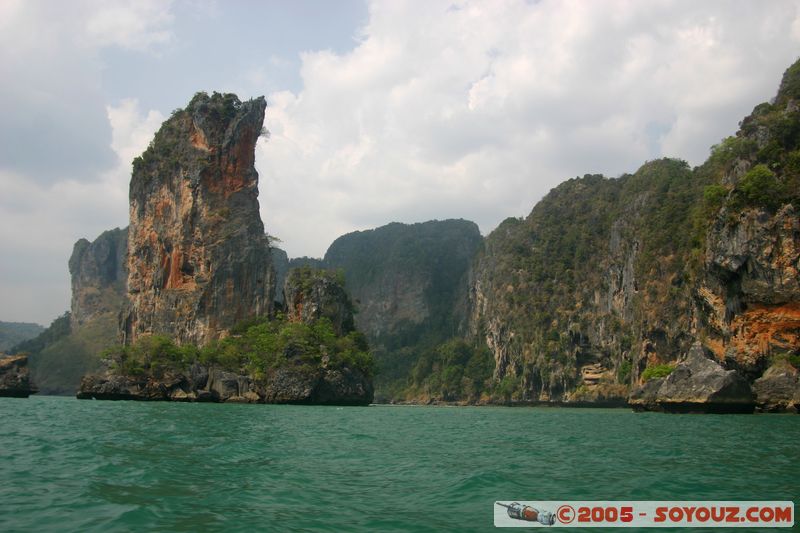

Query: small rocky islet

[74,93,372,405]
[77,267,374,405]
[5,60,800,412]
[0,354,37,398]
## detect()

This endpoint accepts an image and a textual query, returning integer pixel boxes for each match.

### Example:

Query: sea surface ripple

[0,397,797,532]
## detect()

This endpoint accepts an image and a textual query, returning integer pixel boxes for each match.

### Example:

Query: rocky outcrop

[77,362,372,405]
[284,267,355,336]
[699,203,800,373]
[260,366,373,405]
[0,354,37,398]
[466,60,800,408]
[753,361,800,413]
[78,264,373,404]
[18,95,277,394]
[13,228,130,395]
[69,227,128,327]
[629,343,755,413]
[627,378,663,410]
[272,248,289,304]
[122,92,275,346]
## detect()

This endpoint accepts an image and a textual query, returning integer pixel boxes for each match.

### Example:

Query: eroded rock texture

[0,354,37,398]
[284,267,355,336]
[69,227,128,327]
[77,361,373,405]
[467,60,800,406]
[629,343,755,413]
[121,92,275,346]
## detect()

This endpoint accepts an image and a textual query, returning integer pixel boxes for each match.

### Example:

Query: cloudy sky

[1,0,799,325]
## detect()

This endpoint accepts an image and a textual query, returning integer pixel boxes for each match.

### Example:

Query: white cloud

[84,0,174,51]
[4,0,800,324]
[0,1,173,323]
[258,0,800,259]
[0,100,163,324]
[0,0,175,184]
[107,99,166,174]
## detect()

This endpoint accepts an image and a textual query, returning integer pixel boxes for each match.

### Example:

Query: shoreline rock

[753,360,800,413]
[0,354,38,398]
[629,343,755,413]
[76,363,373,406]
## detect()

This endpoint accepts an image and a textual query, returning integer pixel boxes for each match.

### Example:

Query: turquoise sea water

[0,396,797,532]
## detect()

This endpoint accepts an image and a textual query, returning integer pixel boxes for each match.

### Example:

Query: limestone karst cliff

[16,93,277,393]
[121,92,275,346]
[17,63,800,409]
[283,220,484,399]
[9,229,128,394]
[72,92,374,405]
[0,354,37,398]
[468,60,800,410]
[69,227,127,327]
[697,72,800,371]
[468,160,700,403]
[324,220,482,343]
[78,267,373,405]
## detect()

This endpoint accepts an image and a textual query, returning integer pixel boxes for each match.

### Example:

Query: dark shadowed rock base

[753,361,800,413]
[0,355,37,398]
[77,363,373,405]
[629,343,755,413]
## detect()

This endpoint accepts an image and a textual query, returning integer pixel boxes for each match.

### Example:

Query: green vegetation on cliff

[471,157,707,400]
[103,315,373,382]
[286,219,483,402]
[641,364,676,382]
[697,61,800,215]
[469,59,800,404]
[132,91,246,177]
[405,339,494,403]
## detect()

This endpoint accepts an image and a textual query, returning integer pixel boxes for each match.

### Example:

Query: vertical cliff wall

[122,92,275,346]
[469,60,800,404]
[284,267,356,336]
[694,62,800,377]
[323,220,482,342]
[69,227,128,327]
[13,228,129,394]
[469,160,701,401]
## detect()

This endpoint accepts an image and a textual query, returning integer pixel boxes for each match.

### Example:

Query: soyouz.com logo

[494,501,794,528]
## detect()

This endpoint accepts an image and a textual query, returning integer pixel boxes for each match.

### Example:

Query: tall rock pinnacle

[122,92,274,345]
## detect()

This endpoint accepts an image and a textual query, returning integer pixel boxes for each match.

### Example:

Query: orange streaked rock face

[121,92,275,346]
[703,204,800,370]
[722,303,800,364]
